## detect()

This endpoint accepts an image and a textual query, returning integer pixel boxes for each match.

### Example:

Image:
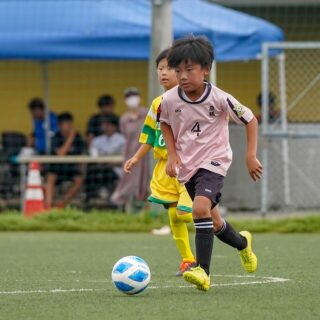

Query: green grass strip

[0,209,319,233]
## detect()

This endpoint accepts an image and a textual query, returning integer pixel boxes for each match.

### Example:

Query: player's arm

[245,117,263,182]
[124,144,152,173]
[225,96,262,182]
[160,122,181,177]
[125,99,158,173]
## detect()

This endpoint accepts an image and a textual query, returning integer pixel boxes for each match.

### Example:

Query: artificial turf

[0,232,319,320]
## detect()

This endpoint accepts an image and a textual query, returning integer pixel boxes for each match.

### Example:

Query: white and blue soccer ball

[111,256,151,295]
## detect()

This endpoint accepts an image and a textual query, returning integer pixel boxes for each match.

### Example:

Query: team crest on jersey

[209,105,215,117]
[234,102,245,117]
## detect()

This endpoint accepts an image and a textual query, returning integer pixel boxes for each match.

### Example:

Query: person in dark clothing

[45,112,85,208]
[86,94,119,145]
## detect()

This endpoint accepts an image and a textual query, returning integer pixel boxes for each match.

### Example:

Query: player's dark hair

[97,94,115,108]
[156,48,170,67]
[167,35,214,70]
[58,112,73,124]
[28,98,45,110]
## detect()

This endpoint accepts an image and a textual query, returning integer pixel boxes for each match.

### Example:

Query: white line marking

[0,288,107,295]
[0,275,290,295]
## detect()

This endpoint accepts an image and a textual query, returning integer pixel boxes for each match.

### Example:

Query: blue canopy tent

[0,0,283,154]
[0,0,283,61]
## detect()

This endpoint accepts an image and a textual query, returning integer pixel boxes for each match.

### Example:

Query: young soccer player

[124,49,197,276]
[160,36,262,291]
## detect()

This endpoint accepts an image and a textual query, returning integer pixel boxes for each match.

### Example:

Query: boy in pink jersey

[160,36,263,291]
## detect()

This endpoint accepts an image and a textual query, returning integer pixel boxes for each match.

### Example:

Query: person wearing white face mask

[110,87,150,210]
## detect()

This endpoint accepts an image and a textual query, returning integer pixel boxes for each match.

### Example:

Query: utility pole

[148,0,173,105]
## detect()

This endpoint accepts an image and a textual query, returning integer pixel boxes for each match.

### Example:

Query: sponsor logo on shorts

[211,161,221,167]
[205,188,212,193]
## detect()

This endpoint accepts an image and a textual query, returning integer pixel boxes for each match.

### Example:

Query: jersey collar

[178,82,212,104]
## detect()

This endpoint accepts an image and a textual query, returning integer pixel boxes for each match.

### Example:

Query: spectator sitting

[45,112,85,209]
[85,115,125,202]
[27,98,58,154]
[256,92,279,124]
[86,94,119,145]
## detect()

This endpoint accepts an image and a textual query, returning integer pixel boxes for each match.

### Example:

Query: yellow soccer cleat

[239,231,258,273]
[183,266,210,291]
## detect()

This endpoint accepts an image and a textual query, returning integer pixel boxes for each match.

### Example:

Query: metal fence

[261,42,320,214]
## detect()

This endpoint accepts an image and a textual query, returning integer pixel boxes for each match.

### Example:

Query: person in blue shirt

[28,98,58,154]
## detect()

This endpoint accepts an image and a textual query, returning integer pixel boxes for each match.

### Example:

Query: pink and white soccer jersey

[160,83,254,184]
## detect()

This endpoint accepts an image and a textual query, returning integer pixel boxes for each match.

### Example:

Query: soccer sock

[214,220,247,250]
[168,207,195,262]
[194,218,214,275]
[176,211,193,223]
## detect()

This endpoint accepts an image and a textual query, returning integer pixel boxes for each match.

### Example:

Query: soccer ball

[111,256,151,295]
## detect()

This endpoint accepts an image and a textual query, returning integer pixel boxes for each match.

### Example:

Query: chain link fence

[261,42,320,213]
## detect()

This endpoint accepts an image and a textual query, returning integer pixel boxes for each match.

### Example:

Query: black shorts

[185,169,224,208]
[46,164,82,184]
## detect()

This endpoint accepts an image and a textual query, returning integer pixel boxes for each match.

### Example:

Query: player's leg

[183,170,218,291]
[150,159,196,274]
[45,173,57,208]
[211,206,258,273]
[168,206,196,276]
[173,183,196,276]
[183,195,212,291]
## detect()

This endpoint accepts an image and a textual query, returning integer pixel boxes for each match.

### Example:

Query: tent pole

[260,43,269,216]
[148,0,173,105]
[278,53,291,208]
[41,61,51,154]
[210,60,217,86]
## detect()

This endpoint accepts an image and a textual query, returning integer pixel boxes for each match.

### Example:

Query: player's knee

[213,219,224,231]
[176,210,193,223]
[192,203,210,219]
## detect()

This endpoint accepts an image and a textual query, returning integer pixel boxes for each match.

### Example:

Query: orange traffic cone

[23,161,45,217]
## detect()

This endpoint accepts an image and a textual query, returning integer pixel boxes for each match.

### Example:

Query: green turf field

[0,232,319,320]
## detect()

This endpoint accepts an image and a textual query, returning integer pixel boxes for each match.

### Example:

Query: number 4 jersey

[159,82,254,184]
[139,95,168,160]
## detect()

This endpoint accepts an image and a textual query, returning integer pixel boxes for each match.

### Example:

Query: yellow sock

[176,211,193,223]
[168,207,195,262]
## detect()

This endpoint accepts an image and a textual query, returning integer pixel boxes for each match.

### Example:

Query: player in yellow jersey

[124,49,196,276]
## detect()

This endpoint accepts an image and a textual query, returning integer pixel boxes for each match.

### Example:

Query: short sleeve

[139,98,158,146]
[223,95,254,125]
[159,98,170,125]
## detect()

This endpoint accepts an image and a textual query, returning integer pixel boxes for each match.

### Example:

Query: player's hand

[166,153,181,177]
[246,156,263,182]
[124,156,138,173]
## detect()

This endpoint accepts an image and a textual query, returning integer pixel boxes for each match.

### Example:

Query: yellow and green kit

[139,95,194,264]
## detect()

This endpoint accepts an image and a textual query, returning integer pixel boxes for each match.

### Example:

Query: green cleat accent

[239,231,258,273]
[183,266,210,291]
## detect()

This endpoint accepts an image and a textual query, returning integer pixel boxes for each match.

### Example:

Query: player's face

[174,60,209,97]
[157,58,177,90]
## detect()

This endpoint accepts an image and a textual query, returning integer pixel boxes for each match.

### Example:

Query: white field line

[0,275,290,295]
